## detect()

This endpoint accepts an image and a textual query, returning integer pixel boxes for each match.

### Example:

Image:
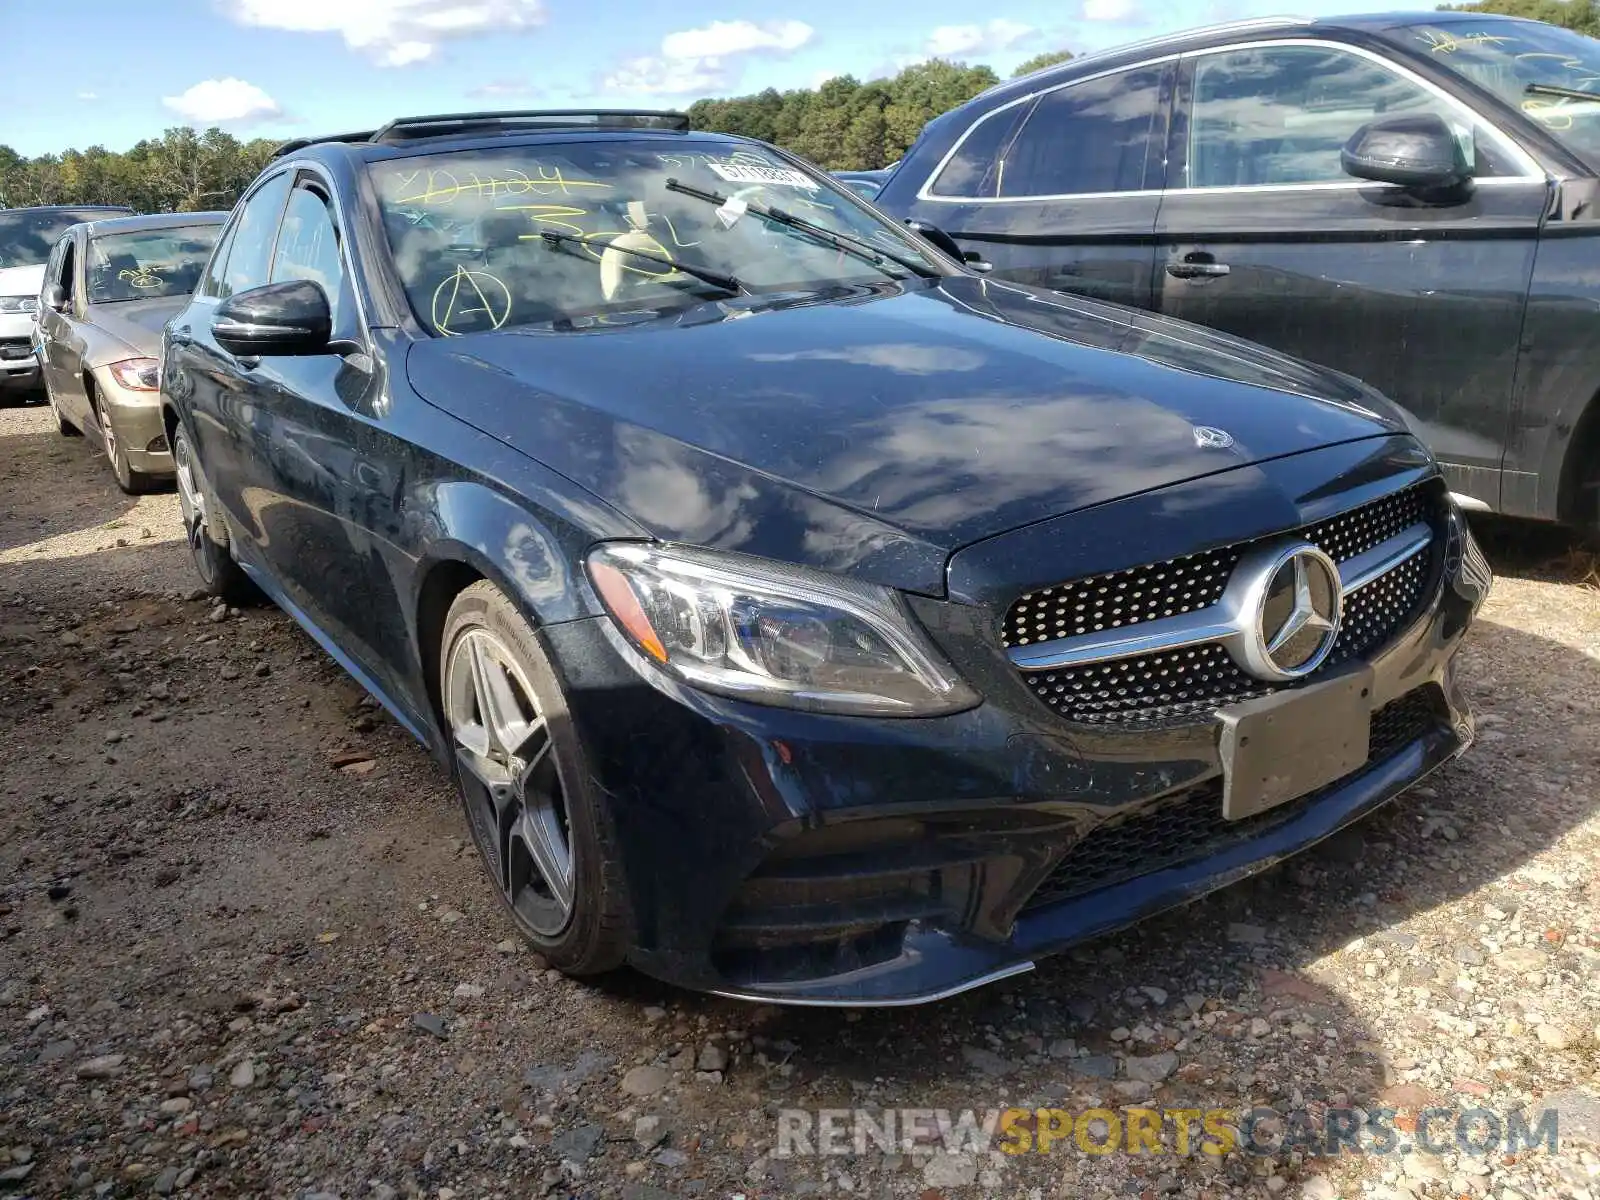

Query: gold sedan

[36,211,226,493]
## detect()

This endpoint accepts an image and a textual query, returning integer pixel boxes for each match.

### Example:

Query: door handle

[1166,254,1230,280]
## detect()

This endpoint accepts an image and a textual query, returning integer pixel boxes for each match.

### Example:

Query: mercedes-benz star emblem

[1220,541,1343,682]
[1193,426,1235,449]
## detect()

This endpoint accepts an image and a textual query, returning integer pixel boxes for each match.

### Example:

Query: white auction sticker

[707,162,819,189]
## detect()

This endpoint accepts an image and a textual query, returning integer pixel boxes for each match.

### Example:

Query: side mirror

[903,219,991,271]
[213,280,332,358]
[903,218,965,262]
[1341,114,1471,191]
[41,284,67,313]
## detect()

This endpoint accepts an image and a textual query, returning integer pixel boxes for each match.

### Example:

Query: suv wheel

[441,581,631,974]
[173,422,253,604]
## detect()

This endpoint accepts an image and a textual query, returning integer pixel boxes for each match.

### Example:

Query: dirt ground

[1,399,1597,1200]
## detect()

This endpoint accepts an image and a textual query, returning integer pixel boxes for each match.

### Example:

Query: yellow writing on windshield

[117,266,162,289]
[431,266,512,335]
[392,166,612,206]
[1418,29,1513,54]
[494,203,594,239]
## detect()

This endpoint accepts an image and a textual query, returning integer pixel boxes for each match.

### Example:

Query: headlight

[107,358,161,392]
[0,295,38,315]
[586,543,979,716]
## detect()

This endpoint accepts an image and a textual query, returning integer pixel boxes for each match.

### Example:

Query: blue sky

[3,0,1417,156]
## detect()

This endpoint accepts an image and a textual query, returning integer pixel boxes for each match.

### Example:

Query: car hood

[82,296,187,364]
[407,276,1405,594]
[0,264,45,300]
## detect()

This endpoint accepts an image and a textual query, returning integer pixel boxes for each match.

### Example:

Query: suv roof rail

[271,110,692,159]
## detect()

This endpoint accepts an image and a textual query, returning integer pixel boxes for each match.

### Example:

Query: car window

[199,219,239,300]
[928,105,1030,199]
[1185,44,1512,188]
[220,172,293,299]
[86,226,222,304]
[992,64,1166,198]
[59,239,77,307]
[271,185,346,327]
[368,139,943,335]
[1388,20,1600,169]
[42,236,66,298]
[0,209,116,269]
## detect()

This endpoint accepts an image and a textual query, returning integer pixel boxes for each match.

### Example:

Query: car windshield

[86,225,222,303]
[0,209,116,269]
[1390,19,1600,165]
[367,139,944,335]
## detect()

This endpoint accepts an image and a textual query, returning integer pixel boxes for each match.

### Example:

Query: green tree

[1436,0,1600,33]
[1012,49,1075,76]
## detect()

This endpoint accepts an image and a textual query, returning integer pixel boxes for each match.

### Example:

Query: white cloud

[227,0,546,67]
[661,19,812,59]
[924,18,1036,58]
[162,78,281,124]
[604,18,814,97]
[467,78,541,99]
[1083,0,1137,20]
[77,92,99,102]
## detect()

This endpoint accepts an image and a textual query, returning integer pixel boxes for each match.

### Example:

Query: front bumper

[544,463,1488,1006]
[0,312,39,388]
[93,368,173,474]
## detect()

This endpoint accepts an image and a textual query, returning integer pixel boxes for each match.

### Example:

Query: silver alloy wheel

[444,626,574,936]
[174,431,203,529]
[96,394,118,466]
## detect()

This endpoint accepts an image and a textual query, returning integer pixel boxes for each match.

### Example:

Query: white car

[0,206,132,393]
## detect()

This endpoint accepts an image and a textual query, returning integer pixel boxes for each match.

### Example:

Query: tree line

[0,0,1590,214]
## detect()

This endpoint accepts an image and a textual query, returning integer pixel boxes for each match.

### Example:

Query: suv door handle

[1166,254,1230,280]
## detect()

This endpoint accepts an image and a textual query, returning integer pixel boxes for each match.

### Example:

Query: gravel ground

[1,398,1597,1200]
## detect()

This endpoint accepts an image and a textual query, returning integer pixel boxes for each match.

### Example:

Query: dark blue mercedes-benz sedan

[159,110,1492,1006]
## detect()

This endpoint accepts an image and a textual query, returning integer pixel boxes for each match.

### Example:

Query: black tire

[44,375,80,436]
[441,581,632,975]
[93,386,159,495]
[172,421,255,605]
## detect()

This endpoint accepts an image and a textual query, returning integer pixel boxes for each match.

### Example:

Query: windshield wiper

[1525,83,1600,103]
[535,229,744,294]
[664,178,940,280]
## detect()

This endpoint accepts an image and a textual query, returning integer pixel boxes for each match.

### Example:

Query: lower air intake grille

[1020,685,1445,912]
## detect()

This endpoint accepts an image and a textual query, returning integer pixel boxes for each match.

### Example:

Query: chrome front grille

[1006,483,1442,725]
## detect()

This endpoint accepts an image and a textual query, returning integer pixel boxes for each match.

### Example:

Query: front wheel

[441,581,631,974]
[94,389,158,495]
[173,422,254,604]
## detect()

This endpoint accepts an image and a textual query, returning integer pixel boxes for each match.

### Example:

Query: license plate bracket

[1218,666,1375,821]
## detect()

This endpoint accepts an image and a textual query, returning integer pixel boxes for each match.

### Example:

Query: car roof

[81,211,229,237]
[988,10,1542,101]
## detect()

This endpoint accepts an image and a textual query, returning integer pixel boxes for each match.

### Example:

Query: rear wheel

[441,581,631,974]
[173,422,254,604]
[94,386,158,495]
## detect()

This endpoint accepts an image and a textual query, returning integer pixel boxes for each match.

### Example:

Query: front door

[1155,40,1549,509]
[37,233,89,426]
[896,61,1174,310]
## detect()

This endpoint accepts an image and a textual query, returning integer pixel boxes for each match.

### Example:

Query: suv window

[272,184,346,327]
[219,172,293,299]
[1185,44,1512,188]
[993,64,1166,198]
[928,105,1030,199]
[199,220,239,300]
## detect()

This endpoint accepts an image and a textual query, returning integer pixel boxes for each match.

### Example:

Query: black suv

[160,109,1490,1005]
[877,12,1600,527]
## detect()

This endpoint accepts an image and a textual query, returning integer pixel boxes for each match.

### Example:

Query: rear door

[1154,39,1549,508]
[897,60,1175,309]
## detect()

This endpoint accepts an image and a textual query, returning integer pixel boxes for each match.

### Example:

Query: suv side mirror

[41,284,67,313]
[213,280,332,358]
[1341,114,1471,191]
